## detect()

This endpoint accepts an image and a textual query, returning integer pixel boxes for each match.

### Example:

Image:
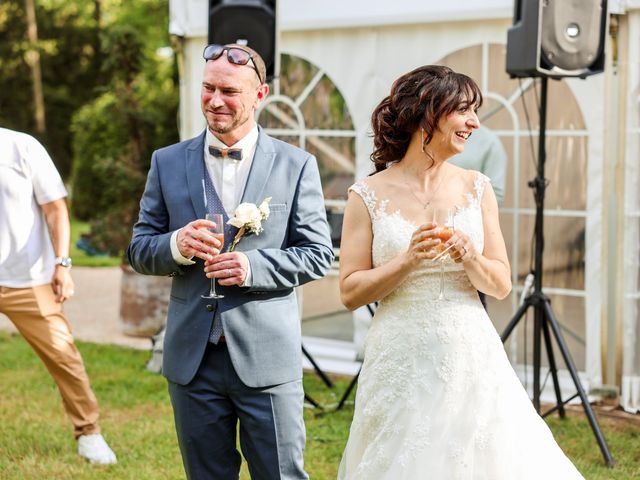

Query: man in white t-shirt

[0,128,116,464]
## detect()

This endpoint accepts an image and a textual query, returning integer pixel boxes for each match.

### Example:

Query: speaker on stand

[504,0,614,467]
[208,0,277,82]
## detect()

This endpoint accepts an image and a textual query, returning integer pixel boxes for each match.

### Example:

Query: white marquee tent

[169,0,640,413]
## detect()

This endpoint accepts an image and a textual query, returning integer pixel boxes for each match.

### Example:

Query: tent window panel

[545,82,587,130]
[488,43,510,94]
[304,136,355,201]
[498,295,586,370]
[514,215,585,291]
[514,136,587,212]
[516,144,539,211]
[277,54,320,100]
[495,136,515,209]
[299,75,354,131]
[543,136,588,211]
[437,44,483,84]
[260,102,300,130]
[480,97,512,130]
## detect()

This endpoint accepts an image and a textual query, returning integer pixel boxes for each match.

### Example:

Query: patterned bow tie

[209,145,243,161]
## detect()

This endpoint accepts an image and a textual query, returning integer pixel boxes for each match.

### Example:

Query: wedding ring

[227,269,231,277]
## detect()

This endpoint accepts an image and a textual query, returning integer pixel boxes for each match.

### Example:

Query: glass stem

[438,261,445,300]
[209,277,217,296]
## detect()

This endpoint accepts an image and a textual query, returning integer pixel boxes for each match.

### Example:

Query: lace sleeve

[464,172,492,208]
[349,180,378,221]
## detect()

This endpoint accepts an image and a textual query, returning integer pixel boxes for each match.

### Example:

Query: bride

[337,65,584,479]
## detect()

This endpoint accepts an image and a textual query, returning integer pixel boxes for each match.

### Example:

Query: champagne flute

[427,207,455,301]
[201,213,225,299]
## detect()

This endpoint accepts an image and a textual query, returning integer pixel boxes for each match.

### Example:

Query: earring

[420,128,425,153]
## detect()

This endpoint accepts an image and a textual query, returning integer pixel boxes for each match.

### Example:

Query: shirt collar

[205,127,259,163]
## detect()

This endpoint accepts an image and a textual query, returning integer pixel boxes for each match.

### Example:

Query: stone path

[0,267,151,350]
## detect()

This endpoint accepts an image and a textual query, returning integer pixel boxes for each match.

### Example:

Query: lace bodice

[349,172,489,305]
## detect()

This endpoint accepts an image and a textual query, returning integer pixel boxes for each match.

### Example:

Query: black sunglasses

[203,44,263,84]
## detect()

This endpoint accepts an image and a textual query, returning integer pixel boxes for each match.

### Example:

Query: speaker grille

[541,0,603,71]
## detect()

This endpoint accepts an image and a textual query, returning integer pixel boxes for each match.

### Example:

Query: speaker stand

[301,343,334,409]
[501,76,613,467]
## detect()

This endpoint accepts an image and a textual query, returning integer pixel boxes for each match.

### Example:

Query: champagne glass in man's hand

[202,213,225,299]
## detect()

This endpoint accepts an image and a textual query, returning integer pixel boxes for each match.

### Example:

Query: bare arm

[41,198,74,302]
[448,183,511,299]
[339,191,438,310]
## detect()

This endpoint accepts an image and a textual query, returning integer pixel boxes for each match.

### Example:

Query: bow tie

[209,145,243,161]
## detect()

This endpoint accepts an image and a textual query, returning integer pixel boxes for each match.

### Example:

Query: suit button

[206,305,214,312]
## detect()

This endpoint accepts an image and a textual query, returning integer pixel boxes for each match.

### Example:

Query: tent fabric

[622,11,640,413]
[169,0,640,412]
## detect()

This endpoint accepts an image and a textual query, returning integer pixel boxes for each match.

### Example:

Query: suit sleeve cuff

[170,229,196,265]
[241,260,252,287]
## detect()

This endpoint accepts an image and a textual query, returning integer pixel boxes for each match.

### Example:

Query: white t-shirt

[0,128,68,287]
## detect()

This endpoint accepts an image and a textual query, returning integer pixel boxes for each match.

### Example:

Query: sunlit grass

[0,331,637,479]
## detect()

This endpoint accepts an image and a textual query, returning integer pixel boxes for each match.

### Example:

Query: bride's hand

[446,231,476,263]
[407,222,442,264]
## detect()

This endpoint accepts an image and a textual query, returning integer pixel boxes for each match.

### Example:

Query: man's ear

[255,83,269,107]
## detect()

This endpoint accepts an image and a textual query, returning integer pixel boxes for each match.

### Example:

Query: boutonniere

[226,197,272,252]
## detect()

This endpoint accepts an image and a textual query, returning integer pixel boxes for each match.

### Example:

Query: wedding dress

[338,173,584,480]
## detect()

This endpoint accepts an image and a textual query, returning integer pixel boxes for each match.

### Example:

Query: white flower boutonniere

[226,197,272,252]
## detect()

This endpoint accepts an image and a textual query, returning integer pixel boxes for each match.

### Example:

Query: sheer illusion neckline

[361,185,481,229]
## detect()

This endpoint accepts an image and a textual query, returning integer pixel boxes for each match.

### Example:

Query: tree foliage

[0,0,176,179]
[70,22,179,259]
[0,0,103,178]
[0,0,179,260]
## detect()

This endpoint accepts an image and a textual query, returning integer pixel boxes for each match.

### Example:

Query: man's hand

[51,267,75,303]
[204,251,250,286]
[176,219,223,261]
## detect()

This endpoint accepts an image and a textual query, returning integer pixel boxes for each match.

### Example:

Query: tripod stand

[301,344,335,409]
[500,76,613,467]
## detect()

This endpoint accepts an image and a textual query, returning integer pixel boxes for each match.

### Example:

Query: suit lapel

[240,128,276,205]
[185,131,207,220]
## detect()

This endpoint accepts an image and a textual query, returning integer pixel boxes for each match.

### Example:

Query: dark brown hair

[370,65,482,172]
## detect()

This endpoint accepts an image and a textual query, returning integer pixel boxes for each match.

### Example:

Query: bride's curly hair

[370,65,482,172]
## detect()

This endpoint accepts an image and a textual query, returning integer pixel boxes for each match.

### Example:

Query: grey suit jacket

[127,128,334,387]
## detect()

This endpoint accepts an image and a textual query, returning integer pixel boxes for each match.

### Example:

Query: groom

[128,44,334,479]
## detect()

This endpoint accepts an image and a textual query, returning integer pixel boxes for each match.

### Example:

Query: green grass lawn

[0,331,638,479]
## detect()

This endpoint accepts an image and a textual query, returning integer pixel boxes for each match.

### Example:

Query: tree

[0,0,103,178]
[23,0,46,133]
[70,23,179,259]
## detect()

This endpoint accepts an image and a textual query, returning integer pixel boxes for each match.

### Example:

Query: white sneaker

[77,433,117,464]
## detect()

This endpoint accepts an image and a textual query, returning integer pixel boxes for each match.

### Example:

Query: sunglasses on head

[203,44,263,84]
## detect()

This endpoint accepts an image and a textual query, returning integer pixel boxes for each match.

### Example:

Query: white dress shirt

[170,127,259,284]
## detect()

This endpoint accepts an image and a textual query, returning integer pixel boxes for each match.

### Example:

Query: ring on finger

[227,269,232,277]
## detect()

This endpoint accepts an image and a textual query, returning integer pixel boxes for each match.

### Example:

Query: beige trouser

[0,284,100,439]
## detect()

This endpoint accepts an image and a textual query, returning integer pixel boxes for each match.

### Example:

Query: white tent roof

[169,0,513,38]
[169,0,640,37]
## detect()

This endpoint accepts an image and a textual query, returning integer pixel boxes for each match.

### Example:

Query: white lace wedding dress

[338,174,584,480]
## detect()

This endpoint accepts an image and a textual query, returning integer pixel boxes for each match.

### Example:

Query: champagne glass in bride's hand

[427,207,455,301]
[202,213,225,299]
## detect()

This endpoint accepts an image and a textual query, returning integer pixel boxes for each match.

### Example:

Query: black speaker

[506,0,607,79]
[208,0,276,81]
